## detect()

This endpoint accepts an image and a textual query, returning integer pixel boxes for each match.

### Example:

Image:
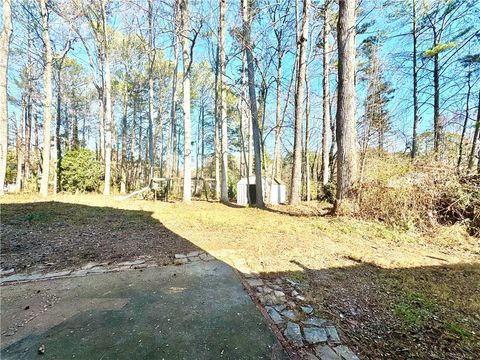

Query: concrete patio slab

[1,261,287,359]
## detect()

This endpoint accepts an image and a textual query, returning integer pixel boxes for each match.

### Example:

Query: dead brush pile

[356,155,480,236]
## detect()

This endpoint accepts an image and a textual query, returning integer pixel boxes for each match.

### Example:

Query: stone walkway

[1,258,287,359]
[244,276,360,360]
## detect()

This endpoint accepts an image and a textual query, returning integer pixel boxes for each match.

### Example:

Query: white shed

[236,176,286,205]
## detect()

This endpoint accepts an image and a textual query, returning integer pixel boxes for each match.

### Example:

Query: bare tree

[39,0,54,197]
[101,0,113,195]
[147,0,155,181]
[219,0,228,203]
[334,0,358,213]
[180,0,192,202]
[320,0,332,194]
[289,0,310,205]
[468,90,480,171]
[0,0,12,195]
[411,0,419,159]
[242,0,264,208]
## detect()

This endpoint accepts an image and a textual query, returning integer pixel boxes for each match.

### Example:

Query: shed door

[248,184,256,204]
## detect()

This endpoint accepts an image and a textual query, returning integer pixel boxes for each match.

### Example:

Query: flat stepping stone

[281,309,298,321]
[265,306,284,324]
[334,346,359,360]
[174,254,187,259]
[315,345,342,360]
[274,304,286,312]
[284,321,303,347]
[326,325,341,343]
[43,271,72,279]
[246,278,263,287]
[186,251,203,257]
[302,317,327,327]
[304,326,328,344]
[118,259,146,266]
[301,305,314,314]
[199,253,215,261]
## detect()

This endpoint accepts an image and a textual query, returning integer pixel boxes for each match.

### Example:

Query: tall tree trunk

[101,0,113,195]
[213,44,221,198]
[24,20,33,182]
[16,104,25,191]
[468,90,480,171]
[167,32,178,181]
[273,48,283,180]
[457,70,472,172]
[39,0,53,197]
[411,0,419,159]
[0,0,12,195]
[320,1,331,195]
[242,0,264,208]
[180,0,192,202]
[156,92,164,177]
[34,114,40,176]
[219,0,229,203]
[433,33,441,157]
[304,65,311,202]
[98,76,105,162]
[54,64,62,194]
[147,0,155,181]
[200,104,205,180]
[289,0,310,205]
[334,0,358,213]
[120,70,128,194]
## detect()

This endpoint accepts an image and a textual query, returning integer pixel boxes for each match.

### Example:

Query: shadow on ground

[0,201,201,272]
[0,201,287,360]
[1,200,479,359]
[264,260,480,360]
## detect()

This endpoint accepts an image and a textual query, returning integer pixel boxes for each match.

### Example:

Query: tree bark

[468,90,480,171]
[320,1,331,194]
[457,70,471,172]
[167,20,178,181]
[411,0,419,159]
[304,65,311,202]
[16,105,25,191]
[0,0,12,195]
[101,0,113,195]
[180,0,192,202]
[120,69,128,194]
[39,0,53,197]
[334,0,358,213]
[433,30,441,157]
[273,48,283,180]
[213,44,221,198]
[242,0,264,208]
[289,0,310,205]
[219,0,229,203]
[147,0,155,181]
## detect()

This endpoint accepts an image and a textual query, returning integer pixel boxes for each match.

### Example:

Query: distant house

[236,176,286,205]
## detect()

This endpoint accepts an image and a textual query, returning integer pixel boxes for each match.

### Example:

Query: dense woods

[1,0,479,225]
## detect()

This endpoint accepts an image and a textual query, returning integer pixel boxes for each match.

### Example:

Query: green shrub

[60,149,100,193]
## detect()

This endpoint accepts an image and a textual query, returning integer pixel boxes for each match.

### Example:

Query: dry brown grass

[2,193,479,358]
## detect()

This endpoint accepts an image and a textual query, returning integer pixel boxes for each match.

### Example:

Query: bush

[60,149,100,193]
[356,154,479,236]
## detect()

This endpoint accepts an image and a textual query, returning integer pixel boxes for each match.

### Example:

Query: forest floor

[1,193,479,359]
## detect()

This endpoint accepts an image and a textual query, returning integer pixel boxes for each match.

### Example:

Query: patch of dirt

[300,262,480,360]
[0,201,200,273]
